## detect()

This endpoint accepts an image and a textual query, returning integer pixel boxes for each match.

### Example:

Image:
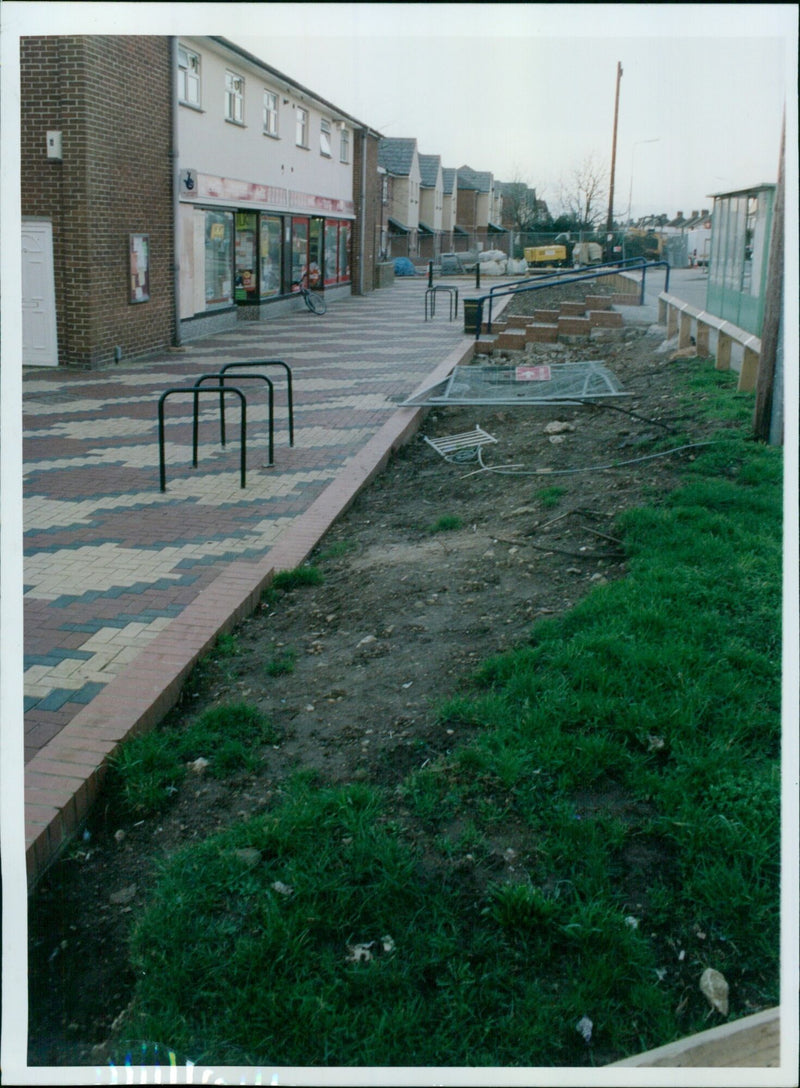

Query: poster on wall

[129,234,150,303]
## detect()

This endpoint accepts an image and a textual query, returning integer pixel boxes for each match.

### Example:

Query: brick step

[585,294,614,310]
[559,301,587,316]
[587,309,623,328]
[495,328,528,351]
[557,315,592,336]
[525,323,559,343]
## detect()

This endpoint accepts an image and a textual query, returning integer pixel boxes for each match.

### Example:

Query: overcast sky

[3,2,796,222]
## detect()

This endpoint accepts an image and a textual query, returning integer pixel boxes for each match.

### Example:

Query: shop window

[291,218,309,287]
[178,46,201,106]
[263,90,279,137]
[296,107,308,148]
[260,216,283,297]
[234,212,258,301]
[308,219,323,287]
[225,71,244,124]
[338,222,351,283]
[320,119,332,157]
[324,220,339,286]
[204,210,234,309]
[339,126,350,164]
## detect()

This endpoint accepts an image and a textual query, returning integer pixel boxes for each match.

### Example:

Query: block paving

[21,277,499,886]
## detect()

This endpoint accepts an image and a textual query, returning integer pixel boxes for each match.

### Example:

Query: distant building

[377,137,421,258]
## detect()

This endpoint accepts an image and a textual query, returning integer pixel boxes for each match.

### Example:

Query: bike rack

[195,371,275,466]
[424,285,459,321]
[219,360,294,447]
[158,385,247,492]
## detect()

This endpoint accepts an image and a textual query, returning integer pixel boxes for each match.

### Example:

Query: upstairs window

[263,90,279,136]
[339,126,350,164]
[178,46,201,106]
[225,71,244,124]
[320,118,332,157]
[296,107,308,147]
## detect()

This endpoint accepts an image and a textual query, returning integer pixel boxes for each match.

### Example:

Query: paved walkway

[21,276,501,886]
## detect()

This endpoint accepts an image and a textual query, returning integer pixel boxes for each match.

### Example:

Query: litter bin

[464,299,481,334]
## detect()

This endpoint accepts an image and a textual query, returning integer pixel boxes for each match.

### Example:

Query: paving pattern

[21,276,487,883]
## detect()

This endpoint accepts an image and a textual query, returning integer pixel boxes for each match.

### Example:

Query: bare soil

[28,292,712,1066]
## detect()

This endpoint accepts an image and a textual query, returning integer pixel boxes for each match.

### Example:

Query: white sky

[1,2,796,220]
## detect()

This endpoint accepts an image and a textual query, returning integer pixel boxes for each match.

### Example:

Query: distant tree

[556,152,609,231]
[501,176,540,232]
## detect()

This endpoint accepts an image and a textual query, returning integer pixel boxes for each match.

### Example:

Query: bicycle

[293,272,327,315]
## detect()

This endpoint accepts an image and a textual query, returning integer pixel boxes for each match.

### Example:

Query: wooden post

[696,320,710,357]
[716,332,732,371]
[738,344,760,392]
[679,310,692,348]
[605,62,623,250]
[753,114,785,442]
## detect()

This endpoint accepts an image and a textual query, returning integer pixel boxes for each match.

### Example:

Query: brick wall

[351,130,379,295]
[21,36,175,368]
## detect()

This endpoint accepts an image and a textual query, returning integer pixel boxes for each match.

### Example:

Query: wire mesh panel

[404,361,630,407]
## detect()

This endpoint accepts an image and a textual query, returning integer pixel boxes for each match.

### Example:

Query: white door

[22,220,59,367]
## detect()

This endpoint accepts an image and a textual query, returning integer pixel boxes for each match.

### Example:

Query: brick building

[20,36,176,369]
[20,35,383,368]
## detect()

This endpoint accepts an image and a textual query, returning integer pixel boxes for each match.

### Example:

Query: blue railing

[475,259,671,338]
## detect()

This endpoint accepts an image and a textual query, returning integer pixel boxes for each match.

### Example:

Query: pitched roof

[442,168,457,195]
[457,164,492,192]
[377,138,418,176]
[418,154,442,188]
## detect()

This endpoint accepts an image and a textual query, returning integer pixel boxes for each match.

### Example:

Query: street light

[627,138,660,224]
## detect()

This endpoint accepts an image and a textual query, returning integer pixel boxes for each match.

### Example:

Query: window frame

[319,118,332,158]
[225,70,245,125]
[178,45,201,107]
[295,106,309,148]
[339,126,350,164]
[262,89,279,137]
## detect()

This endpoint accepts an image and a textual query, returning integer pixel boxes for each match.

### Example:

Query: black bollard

[428,261,433,288]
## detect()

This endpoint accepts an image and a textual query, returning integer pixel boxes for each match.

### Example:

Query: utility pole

[753,112,785,444]
[606,62,623,257]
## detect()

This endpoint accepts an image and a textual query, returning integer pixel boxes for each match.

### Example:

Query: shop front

[179,175,354,337]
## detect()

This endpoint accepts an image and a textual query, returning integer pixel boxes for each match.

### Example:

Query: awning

[453,225,469,235]
[487,221,507,233]
[418,221,434,234]
[387,216,410,233]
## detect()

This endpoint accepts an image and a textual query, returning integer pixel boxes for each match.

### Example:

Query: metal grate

[423,426,498,462]
[404,361,630,407]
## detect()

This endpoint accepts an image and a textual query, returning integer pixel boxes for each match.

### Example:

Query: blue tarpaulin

[393,257,418,276]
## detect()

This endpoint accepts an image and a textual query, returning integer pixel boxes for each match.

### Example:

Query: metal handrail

[158,385,246,492]
[475,259,671,338]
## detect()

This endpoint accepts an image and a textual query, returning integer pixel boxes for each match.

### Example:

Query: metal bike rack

[219,360,294,447]
[195,372,275,466]
[425,285,459,321]
[158,385,247,492]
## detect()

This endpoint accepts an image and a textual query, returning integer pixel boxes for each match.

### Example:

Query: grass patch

[270,564,325,591]
[427,514,463,534]
[108,701,278,814]
[265,648,297,677]
[121,367,782,1065]
[536,485,566,508]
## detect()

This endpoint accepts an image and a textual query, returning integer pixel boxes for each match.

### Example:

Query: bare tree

[500,175,539,232]
[557,152,609,230]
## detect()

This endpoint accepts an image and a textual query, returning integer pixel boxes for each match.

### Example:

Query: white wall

[178,38,354,206]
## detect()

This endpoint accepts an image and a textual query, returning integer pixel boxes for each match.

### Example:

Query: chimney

[690,210,699,218]
[676,211,683,219]
[701,208,709,217]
